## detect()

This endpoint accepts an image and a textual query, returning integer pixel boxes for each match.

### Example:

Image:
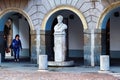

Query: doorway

[0,12,31,62]
[45,10,84,65]
[101,9,120,66]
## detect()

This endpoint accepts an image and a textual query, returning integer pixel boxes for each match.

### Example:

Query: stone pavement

[0,62,120,80]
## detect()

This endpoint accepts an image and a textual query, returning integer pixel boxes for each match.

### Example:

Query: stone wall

[0,0,119,30]
[0,0,119,65]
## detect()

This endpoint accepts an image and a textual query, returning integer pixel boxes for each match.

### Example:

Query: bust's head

[57,15,63,23]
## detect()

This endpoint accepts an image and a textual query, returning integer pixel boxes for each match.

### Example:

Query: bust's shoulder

[62,23,67,28]
[63,23,67,26]
[54,24,58,29]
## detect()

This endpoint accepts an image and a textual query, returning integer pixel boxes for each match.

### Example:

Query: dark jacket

[11,39,22,49]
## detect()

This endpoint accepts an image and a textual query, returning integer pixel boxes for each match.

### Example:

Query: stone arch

[40,5,88,65]
[0,7,34,31]
[97,1,120,29]
[96,1,120,66]
[0,7,33,62]
[41,5,88,30]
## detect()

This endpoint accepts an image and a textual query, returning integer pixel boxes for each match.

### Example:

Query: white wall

[110,13,120,58]
[68,15,83,50]
[110,14,120,51]
[13,17,19,39]
[19,17,29,49]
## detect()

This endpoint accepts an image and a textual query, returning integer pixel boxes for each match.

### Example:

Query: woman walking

[11,34,22,62]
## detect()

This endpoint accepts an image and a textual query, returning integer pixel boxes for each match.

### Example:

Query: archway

[0,9,32,62]
[41,6,87,30]
[98,2,120,66]
[41,6,87,65]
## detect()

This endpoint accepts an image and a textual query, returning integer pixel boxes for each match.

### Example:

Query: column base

[48,61,74,67]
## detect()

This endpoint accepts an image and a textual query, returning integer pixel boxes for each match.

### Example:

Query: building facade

[0,0,120,66]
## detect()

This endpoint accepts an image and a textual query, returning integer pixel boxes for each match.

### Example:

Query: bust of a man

[54,15,67,34]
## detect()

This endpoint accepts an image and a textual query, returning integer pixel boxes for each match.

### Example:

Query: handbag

[5,48,10,53]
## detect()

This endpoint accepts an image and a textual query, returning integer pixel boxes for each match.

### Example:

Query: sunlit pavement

[0,62,120,80]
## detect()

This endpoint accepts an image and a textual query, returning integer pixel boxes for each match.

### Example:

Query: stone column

[94,29,101,66]
[84,29,101,66]
[36,30,41,64]
[91,29,95,66]
[94,29,101,65]
[40,30,46,55]
[31,30,37,63]
[84,29,92,66]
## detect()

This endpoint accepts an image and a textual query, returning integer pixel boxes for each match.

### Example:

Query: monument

[48,15,74,66]
[54,15,67,62]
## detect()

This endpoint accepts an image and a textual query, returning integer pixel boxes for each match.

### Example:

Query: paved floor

[0,62,120,80]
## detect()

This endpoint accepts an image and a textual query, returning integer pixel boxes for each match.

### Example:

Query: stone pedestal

[100,55,110,71]
[51,32,74,66]
[38,55,48,70]
[54,33,66,62]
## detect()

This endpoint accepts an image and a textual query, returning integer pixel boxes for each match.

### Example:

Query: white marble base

[100,55,110,71]
[48,61,74,67]
[98,70,112,73]
[38,55,48,70]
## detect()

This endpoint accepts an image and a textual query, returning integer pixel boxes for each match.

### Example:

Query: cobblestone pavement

[0,69,119,80]
[0,62,120,80]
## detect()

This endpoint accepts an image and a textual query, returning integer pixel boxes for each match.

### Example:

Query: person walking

[11,34,22,62]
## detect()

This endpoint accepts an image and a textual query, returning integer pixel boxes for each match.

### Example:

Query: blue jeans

[13,48,20,60]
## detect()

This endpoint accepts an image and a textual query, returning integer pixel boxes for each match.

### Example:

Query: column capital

[36,30,40,35]
[30,30,41,35]
[84,29,101,34]
[30,30,36,35]
[40,30,45,35]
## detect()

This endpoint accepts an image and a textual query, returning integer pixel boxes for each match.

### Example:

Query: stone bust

[54,15,67,34]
